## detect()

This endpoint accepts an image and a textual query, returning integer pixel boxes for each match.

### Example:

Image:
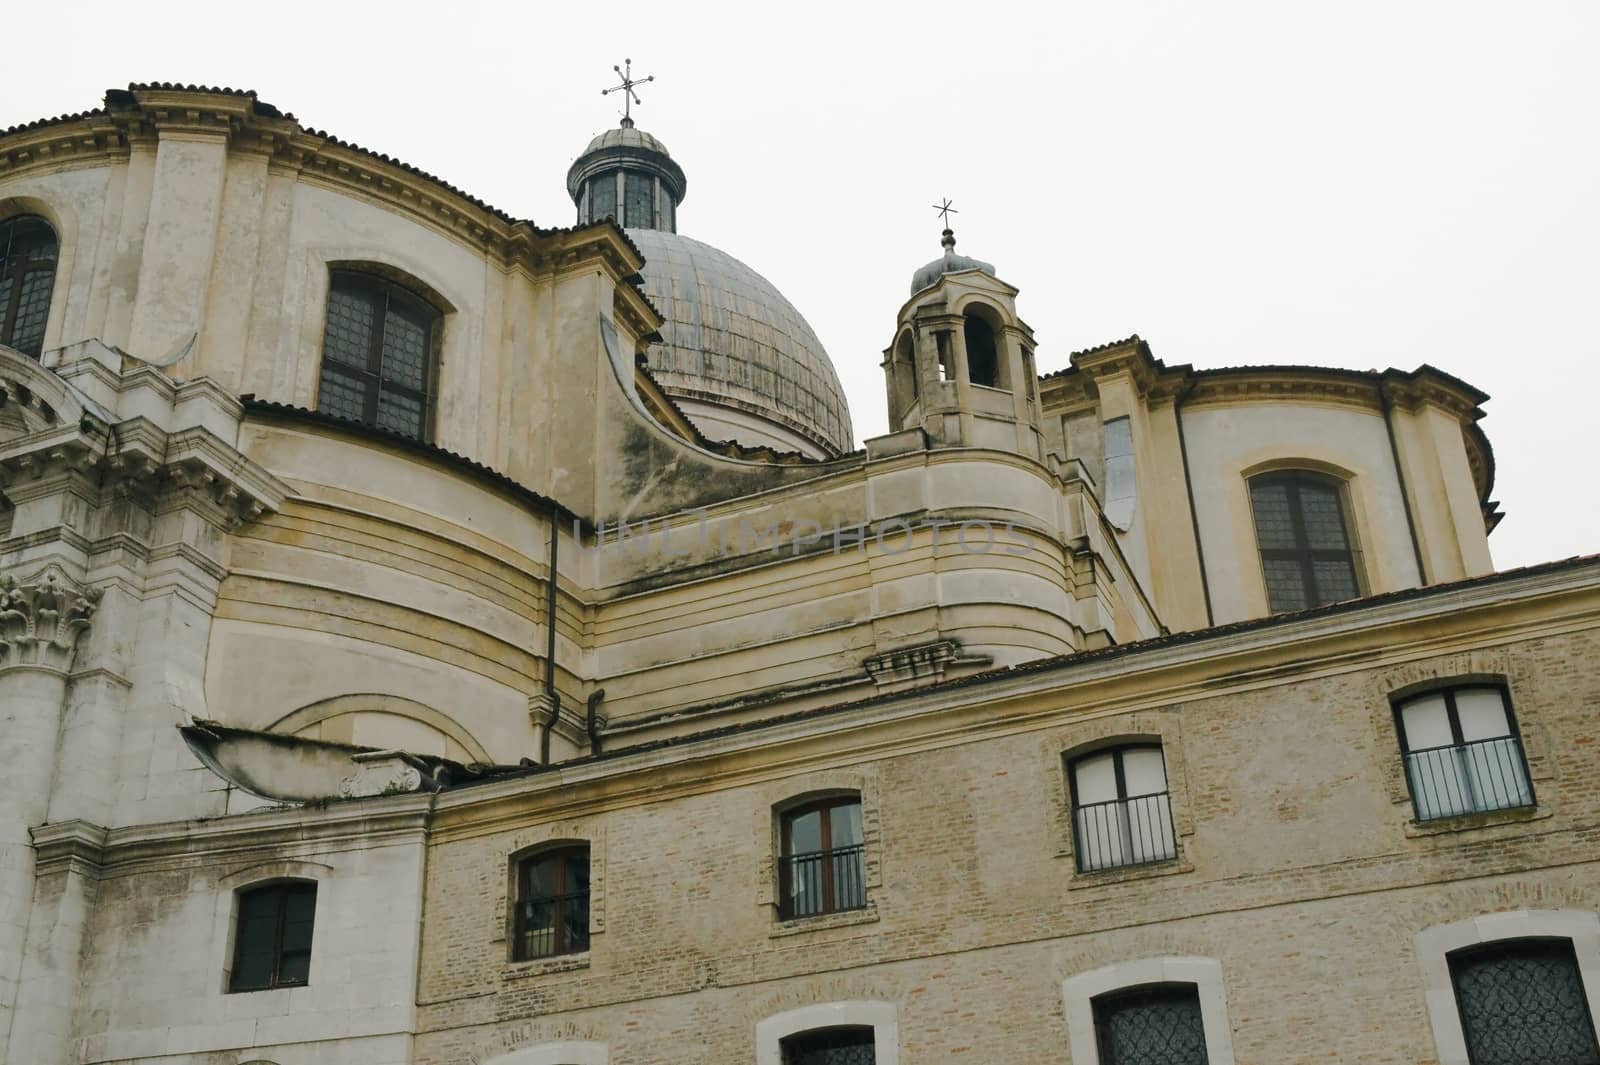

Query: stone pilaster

[0,566,98,1058]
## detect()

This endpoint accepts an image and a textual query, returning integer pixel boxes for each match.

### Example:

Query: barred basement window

[1248,470,1361,612]
[316,270,441,442]
[779,797,866,919]
[1394,684,1533,821]
[229,881,316,992]
[1449,939,1600,1065]
[514,846,590,960]
[1069,745,1177,872]
[781,1026,876,1065]
[0,215,59,359]
[1092,984,1210,1065]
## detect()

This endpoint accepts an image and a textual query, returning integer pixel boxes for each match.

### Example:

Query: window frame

[1447,937,1600,1065]
[1247,469,1363,613]
[778,795,867,921]
[512,844,591,962]
[0,214,60,359]
[1091,981,1211,1065]
[1067,743,1177,873]
[316,269,442,442]
[1062,957,1237,1065]
[1391,682,1535,821]
[227,880,317,994]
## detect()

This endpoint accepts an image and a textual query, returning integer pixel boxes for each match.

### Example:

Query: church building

[1,82,1596,1065]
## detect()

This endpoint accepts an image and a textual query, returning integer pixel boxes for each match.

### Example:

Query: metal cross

[603,58,655,121]
[932,198,958,228]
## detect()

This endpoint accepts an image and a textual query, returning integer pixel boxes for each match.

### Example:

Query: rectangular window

[514,846,590,960]
[229,882,317,992]
[1070,746,1177,872]
[1248,471,1361,612]
[624,172,655,228]
[1450,939,1600,1065]
[780,798,866,919]
[590,176,617,222]
[1395,685,1533,821]
[1093,984,1210,1065]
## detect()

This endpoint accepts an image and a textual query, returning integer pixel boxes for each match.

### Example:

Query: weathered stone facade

[0,83,1591,1065]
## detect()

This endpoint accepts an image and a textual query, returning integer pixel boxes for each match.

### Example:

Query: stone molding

[863,639,990,691]
[0,564,100,671]
[1414,909,1600,1065]
[339,751,425,799]
[754,1001,899,1065]
[1061,956,1237,1065]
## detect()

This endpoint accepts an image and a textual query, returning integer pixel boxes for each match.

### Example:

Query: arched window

[316,270,441,442]
[229,881,316,992]
[0,215,59,359]
[779,795,866,919]
[781,1027,877,1065]
[1092,983,1209,1065]
[1248,470,1361,613]
[963,312,999,388]
[1068,745,1176,872]
[514,845,590,960]
[1449,938,1599,1064]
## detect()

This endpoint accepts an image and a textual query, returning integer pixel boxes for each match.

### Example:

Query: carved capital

[0,566,102,671]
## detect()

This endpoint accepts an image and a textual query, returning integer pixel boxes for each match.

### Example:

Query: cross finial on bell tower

[603,58,655,126]
[932,198,959,252]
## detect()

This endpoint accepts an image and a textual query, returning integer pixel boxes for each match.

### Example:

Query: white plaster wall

[74,836,425,1065]
[1182,401,1423,623]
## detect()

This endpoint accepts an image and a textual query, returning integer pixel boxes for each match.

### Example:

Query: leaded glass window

[514,846,590,961]
[624,171,655,228]
[1450,939,1600,1065]
[316,271,440,442]
[1248,470,1361,612]
[1092,984,1209,1065]
[1395,685,1533,821]
[781,1026,876,1065]
[229,881,316,992]
[0,215,59,359]
[590,175,618,222]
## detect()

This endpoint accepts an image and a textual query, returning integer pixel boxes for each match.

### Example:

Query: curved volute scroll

[0,565,100,672]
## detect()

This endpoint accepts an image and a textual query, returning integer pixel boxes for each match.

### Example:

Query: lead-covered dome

[568,119,852,457]
[625,228,852,456]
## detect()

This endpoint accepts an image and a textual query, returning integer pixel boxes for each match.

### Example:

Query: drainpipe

[1380,385,1429,586]
[586,689,606,757]
[1174,378,1215,628]
[540,502,560,764]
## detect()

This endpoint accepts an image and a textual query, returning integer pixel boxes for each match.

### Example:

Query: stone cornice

[428,557,1600,839]
[34,796,434,878]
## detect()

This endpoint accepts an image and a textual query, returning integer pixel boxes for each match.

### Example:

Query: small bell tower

[883,212,1043,458]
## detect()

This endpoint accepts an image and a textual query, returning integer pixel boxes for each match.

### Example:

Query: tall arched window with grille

[316,269,442,442]
[1247,469,1362,613]
[0,215,59,359]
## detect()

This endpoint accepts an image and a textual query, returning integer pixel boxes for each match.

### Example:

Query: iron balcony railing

[780,843,867,919]
[1405,735,1534,822]
[1074,792,1177,873]
[514,891,590,960]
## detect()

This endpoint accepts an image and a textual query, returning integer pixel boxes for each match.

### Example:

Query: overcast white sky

[7,1,1596,570]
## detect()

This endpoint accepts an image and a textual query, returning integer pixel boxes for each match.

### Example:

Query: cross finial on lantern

[603,58,655,125]
[932,197,958,228]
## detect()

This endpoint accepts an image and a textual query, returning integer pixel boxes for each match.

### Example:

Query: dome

[583,124,671,156]
[910,229,995,295]
[626,227,853,457]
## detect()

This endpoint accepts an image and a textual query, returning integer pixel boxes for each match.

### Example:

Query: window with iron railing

[1069,745,1177,873]
[1394,685,1533,822]
[779,797,866,920]
[1449,938,1600,1065]
[513,846,590,961]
